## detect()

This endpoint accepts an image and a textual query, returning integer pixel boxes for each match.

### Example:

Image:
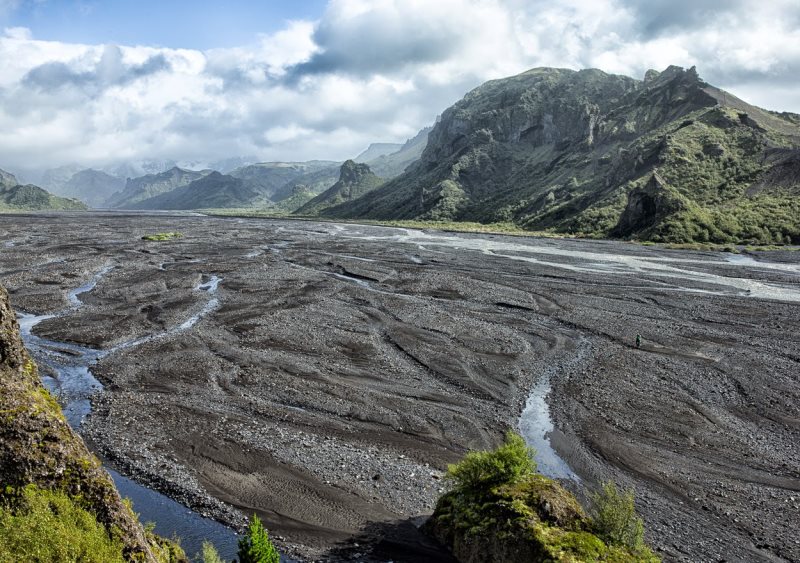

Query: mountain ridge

[319,65,800,245]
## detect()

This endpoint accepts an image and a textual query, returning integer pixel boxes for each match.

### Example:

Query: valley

[0,212,797,561]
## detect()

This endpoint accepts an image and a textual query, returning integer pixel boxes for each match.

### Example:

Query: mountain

[59,169,125,208]
[364,126,431,178]
[355,143,404,163]
[106,167,212,208]
[229,160,338,200]
[39,164,84,192]
[127,171,265,210]
[321,66,800,245]
[0,168,87,211]
[295,160,384,215]
[0,285,180,561]
[0,169,17,189]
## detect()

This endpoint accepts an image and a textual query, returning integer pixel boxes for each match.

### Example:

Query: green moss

[427,432,660,562]
[0,484,126,563]
[142,232,183,241]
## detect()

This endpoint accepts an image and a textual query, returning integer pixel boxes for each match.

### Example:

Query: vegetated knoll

[59,169,125,208]
[322,66,800,245]
[0,167,87,211]
[107,166,213,209]
[295,160,384,215]
[127,171,266,210]
[0,284,183,562]
[425,433,659,563]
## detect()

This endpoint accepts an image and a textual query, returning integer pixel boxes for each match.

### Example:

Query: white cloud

[0,0,798,173]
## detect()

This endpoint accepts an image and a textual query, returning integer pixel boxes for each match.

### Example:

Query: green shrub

[591,481,646,551]
[201,541,225,563]
[447,431,536,494]
[237,514,279,563]
[0,484,126,563]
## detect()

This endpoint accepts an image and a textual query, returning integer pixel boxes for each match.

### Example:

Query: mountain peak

[339,160,374,184]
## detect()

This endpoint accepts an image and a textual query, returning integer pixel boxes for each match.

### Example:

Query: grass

[142,232,183,241]
[0,485,126,563]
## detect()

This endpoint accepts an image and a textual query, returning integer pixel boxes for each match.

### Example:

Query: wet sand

[1,212,798,562]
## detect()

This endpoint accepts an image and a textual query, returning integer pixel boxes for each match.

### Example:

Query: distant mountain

[0,168,87,211]
[321,66,800,245]
[208,156,259,174]
[126,171,265,210]
[106,167,212,208]
[355,143,404,163]
[39,164,84,192]
[0,169,17,190]
[229,161,337,200]
[364,127,430,178]
[59,169,125,208]
[295,160,383,216]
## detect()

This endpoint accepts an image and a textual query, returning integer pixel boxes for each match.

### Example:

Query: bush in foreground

[425,432,660,562]
[237,514,280,563]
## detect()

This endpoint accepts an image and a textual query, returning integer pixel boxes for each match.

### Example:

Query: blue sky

[0,0,798,172]
[2,0,328,48]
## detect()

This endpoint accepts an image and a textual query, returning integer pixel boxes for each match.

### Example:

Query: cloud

[22,44,170,94]
[0,0,799,173]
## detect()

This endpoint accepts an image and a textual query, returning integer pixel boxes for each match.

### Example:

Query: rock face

[0,285,165,562]
[613,171,685,237]
[322,66,800,244]
[296,160,383,215]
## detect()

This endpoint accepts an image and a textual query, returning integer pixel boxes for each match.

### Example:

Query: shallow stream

[16,268,240,561]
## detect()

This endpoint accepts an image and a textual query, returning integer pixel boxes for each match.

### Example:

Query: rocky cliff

[295,160,384,215]
[0,284,182,562]
[321,66,800,244]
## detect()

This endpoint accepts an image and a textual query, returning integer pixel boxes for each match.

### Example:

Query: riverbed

[1,212,798,562]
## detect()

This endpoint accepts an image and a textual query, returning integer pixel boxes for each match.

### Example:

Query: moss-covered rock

[424,434,659,563]
[0,284,186,562]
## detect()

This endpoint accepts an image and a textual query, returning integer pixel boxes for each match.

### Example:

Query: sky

[1,0,799,172]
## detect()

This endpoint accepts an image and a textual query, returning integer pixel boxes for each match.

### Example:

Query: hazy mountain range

[3,65,799,245]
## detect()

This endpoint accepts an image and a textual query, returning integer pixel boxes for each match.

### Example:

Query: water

[108,469,240,562]
[518,337,591,482]
[16,268,239,561]
[343,227,800,302]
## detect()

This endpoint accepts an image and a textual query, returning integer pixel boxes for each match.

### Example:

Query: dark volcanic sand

[1,212,798,562]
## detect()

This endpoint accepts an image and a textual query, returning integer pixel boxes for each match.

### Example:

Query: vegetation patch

[424,432,659,562]
[142,232,183,241]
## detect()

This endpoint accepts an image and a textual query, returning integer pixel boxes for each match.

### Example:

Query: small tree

[237,514,279,563]
[201,541,224,563]
[591,481,646,551]
[447,431,536,494]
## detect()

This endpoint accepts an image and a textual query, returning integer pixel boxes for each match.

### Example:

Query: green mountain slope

[0,169,87,211]
[322,66,800,244]
[295,160,384,215]
[127,171,264,210]
[107,167,212,208]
